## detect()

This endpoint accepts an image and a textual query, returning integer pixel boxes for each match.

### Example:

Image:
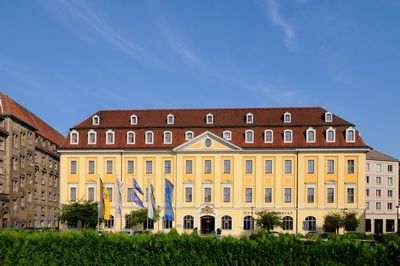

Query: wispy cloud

[263,0,297,51]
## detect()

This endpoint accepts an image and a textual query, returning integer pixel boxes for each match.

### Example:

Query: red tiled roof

[0,93,64,146]
[60,107,368,150]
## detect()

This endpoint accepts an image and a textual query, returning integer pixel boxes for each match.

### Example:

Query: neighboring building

[59,107,368,235]
[0,93,64,228]
[365,150,399,234]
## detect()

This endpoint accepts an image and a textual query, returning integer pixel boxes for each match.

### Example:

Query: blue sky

[1,0,399,158]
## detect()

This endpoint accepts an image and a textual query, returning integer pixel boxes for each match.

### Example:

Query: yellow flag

[100,179,111,221]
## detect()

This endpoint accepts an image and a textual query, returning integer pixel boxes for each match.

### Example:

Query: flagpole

[97,174,100,232]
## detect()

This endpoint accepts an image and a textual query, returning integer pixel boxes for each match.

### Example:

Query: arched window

[282,216,293,230]
[243,215,254,230]
[92,115,100,125]
[106,130,114,144]
[164,131,172,144]
[306,127,316,143]
[163,216,173,229]
[283,112,291,123]
[206,113,214,124]
[127,131,135,144]
[105,215,114,228]
[167,114,174,125]
[264,130,273,143]
[145,131,154,144]
[183,215,194,229]
[304,216,316,231]
[346,127,356,142]
[245,130,254,143]
[130,114,138,125]
[144,219,154,230]
[70,130,79,144]
[185,131,194,140]
[284,130,292,143]
[325,112,333,122]
[88,130,96,144]
[246,113,254,124]
[221,215,232,230]
[223,131,232,141]
[326,127,335,143]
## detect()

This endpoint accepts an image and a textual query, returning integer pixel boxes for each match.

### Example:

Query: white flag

[147,185,156,220]
[116,178,123,217]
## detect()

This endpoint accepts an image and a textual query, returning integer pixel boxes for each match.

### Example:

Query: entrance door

[200,216,215,235]
[374,219,383,234]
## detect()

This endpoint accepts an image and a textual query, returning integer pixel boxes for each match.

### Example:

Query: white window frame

[106,160,113,174]
[306,127,316,143]
[206,113,214,124]
[245,187,253,203]
[130,114,138,125]
[284,187,292,203]
[70,130,79,144]
[346,184,355,203]
[283,129,292,143]
[92,115,100,125]
[222,183,231,203]
[185,131,194,140]
[163,131,172,144]
[223,159,231,174]
[88,129,97,144]
[326,184,335,203]
[106,184,113,202]
[245,130,254,143]
[184,183,193,202]
[223,131,232,141]
[145,131,154,144]
[88,160,95,174]
[203,183,212,202]
[306,184,315,203]
[264,130,273,143]
[325,112,333,122]
[127,131,135,144]
[264,187,272,203]
[127,160,135,174]
[167,114,174,125]
[70,160,77,174]
[283,112,291,123]
[87,184,95,202]
[246,113,254,124]
[106,129,115,145]
[326,127,336,143]
[69,184,77,202]
[346,127,356,143]
[307,159,315,174]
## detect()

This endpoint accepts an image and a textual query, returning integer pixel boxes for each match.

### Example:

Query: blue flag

[164,178,174,221]
[133,178,144,195]
[133,189,144,208]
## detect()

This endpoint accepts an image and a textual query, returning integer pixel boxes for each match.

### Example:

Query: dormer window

[264,130,273,143]
[283,112,291,123]
[223,131,232,141]
[346,127,356,143]
[130,114,138,125]
[326,127,335,143]
[164,131,172,144]
[306,127,316,143]
[325,112,333,122]
[92,115,100,125]
[88,130,97,144]
[145,131,154,144]
[246,113,254,124]
[127,131,135,144]
[206,113,214,124]
[106,129,115,144]
[284,129,293,143]
[245,130,254,143]
[185,131,194,140]
[167,114,174,125]
[70,130,79,144]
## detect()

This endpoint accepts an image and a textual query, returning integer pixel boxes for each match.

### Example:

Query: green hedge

[0,230,399,265]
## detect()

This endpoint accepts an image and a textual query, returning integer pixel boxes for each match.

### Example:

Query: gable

[173,131,242,152]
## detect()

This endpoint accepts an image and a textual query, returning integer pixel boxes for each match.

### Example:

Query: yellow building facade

[59,108,368,235]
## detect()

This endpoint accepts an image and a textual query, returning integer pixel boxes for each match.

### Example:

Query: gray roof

[367,149,399,162]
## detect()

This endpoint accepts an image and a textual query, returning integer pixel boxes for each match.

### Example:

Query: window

[376,189,381,197]
[163,217,173,229]
[284,160,292,174]
[223,131,232,141]
[245,160,253,174]
[127,160,134,174]
[327,160,335,174]
[92,115,100,125]
[264,160,273,174]
[70,131,79,144]
[106,186,113,202]
[127,188,133,202]
[164,160,172,174]
[347,160,355,174]
[245,188,252,203]
[366,202,370,209]
[206,113,213,124]
[366,176,370,184]
[306,127,316,143]
[88,186,95,202]
[326,128,335,142]
[365,219,371,232]
[387,164,393,173]
[325,112,333,122]
[185,160,193,174]
[185,185,193,202]
[183,215,194,229]
[164,131,172,144]
[327,186,335,203]
[304,216,316,231]
[221,216,232,230]
[0,160,3,175]
[127,131,135,144]
[376,202,381,210]
[204,186,212,202]
[376,164,382,173]
[167,114,174,125]
[223,159,231,174]
[130,115,138,125]
[88,130,96,144]
[185,131,194,140]
[386,219,394,232]
[145,161,153,174]
[264,130,273,143]
[307,185,315,203]
[106,130,114,144]
[0,138,4,151]
[388,203,393,210]
[283,112,291,123]
[264,188,272,203]
[69,186,77,202]
[282,216,293,230]
[366,163,370,172]
[376,176,381,185]
[245,130,254,143]
[223,186,231,202]
[347,186,355,203]
[346,127,355,142]
[246,113,253,123]
[388,177,393,186]
[387,190,393,198]
[105,215,114,228]
[204,160,212,174]
[88,160,95,174]
[366,189,369,197]
[143,219,153,230]
[284,130,292,143]
[307,160,315,174]
[145,131,154,144]
[243,216,254,230]
[284,188,292,203]
[106,160,113,174]
[70,161,77,174]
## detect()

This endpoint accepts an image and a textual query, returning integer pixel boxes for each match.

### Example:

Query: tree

[323,212,343,233]
[125,208,148,228]
[255,210,282,232]
[59,201,98,229]
[343,211,359,231]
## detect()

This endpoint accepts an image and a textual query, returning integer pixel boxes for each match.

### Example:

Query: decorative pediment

[199,204,215,215]
[173,131,242,152]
